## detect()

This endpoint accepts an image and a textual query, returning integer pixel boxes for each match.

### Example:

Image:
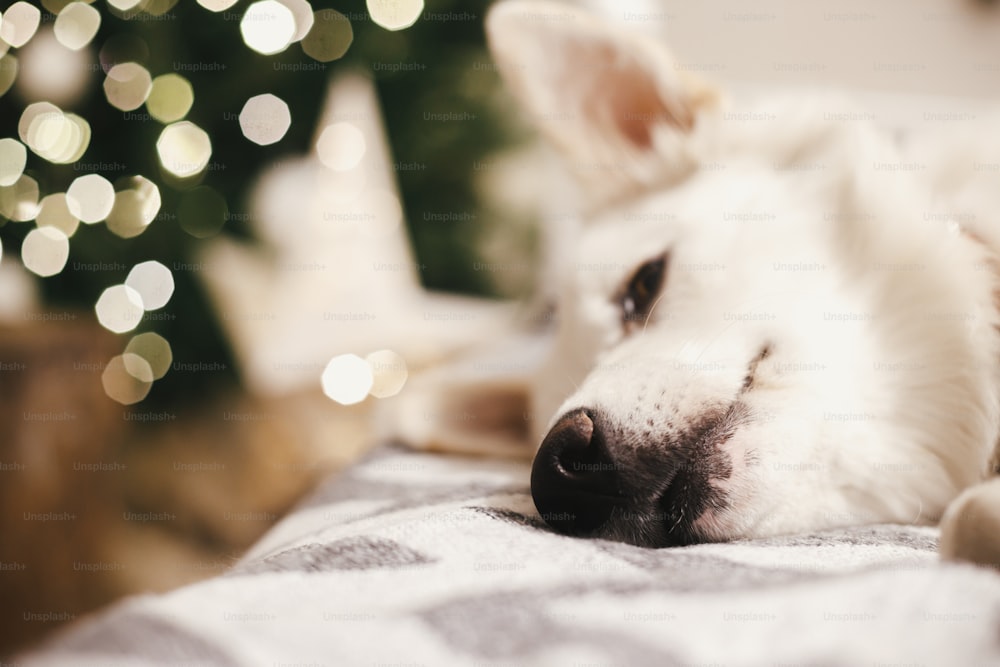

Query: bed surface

[16,444,1000,666]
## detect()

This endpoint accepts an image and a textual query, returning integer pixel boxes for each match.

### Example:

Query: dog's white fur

[393,1,1000,563]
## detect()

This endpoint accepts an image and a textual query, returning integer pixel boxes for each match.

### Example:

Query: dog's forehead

[573,169,780,273]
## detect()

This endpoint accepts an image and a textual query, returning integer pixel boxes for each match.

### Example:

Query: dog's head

[395,1,1000,547]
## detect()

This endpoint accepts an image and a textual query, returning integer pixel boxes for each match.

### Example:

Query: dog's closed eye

[620,252,668,331]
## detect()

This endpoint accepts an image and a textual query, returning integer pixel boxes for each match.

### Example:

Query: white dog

[394,1,1000,566]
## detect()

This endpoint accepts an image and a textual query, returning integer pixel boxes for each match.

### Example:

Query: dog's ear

[486,0,721,206]
[384,335,545,459]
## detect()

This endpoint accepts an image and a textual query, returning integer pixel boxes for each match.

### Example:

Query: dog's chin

[590,506,710,548]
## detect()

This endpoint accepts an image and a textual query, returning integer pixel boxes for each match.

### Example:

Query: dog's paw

[939,478,1000,569]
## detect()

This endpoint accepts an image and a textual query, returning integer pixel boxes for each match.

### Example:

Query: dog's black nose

[531,408,623,535]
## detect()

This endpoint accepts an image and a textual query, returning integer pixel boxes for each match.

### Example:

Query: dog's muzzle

[531,400,744,546]
[530,408,625,535]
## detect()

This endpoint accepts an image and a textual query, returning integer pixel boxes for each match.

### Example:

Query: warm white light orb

[156,121,212,178]
[240,1,296,55]
[239,93,292,146]
[365,349,408,398]
[367,0,423,31]
[322,354,374,405]
[1,2,42,48]
[95,284,145,334]
[54,2,101,51]
[66,173,115,223]
[125,260,175,310]
[103,62,153,112]
[0,138,26,187]
[21,226,69,277]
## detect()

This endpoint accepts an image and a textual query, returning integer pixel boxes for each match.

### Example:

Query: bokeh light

[103,62,153,112]
[178,186,227,238]
[26,108,91,165]
[125,260,174,310]
[365,349,408,398]
[240,1,296,56]
[317,122,366,171]
[54,2,101,51]
[278,0,314,42]
[106,175,161,238]
[107,0,145,11]
[301,9,353,62]
[0,2,42,49]
[146,73,194,124]
[95,284,144,334]
[0,138,26,187]
[125,332,172,380]
[0,174,39,221]
[19,103,60,144]
[21,226,69,277]
[0,55,18,97]
[66,173,115,224]
[239,93,291,146]
[157,121,212,178]
[196,0,239,11]
[322,354,374,405]
[16,27,92,107]
[35,193,80,237]
[102,353,153,405]
[367,0,423,32]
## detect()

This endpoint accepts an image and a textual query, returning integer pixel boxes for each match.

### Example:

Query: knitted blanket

[16,444,1000,667]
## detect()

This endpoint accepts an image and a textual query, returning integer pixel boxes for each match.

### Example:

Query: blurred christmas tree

[0,0,524,407]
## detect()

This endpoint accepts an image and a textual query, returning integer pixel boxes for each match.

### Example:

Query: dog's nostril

[531,408,623,535]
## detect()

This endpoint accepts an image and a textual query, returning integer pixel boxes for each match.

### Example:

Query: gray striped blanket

[16,444,1000,667]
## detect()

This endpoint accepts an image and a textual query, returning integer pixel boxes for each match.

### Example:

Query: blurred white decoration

[0,2,41,48]
[239,93,291,146]
[367,0,423,31]
[241,1,296,55]
[317,121,365,171]
[200,73,511,396]
[15,27,92,106]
